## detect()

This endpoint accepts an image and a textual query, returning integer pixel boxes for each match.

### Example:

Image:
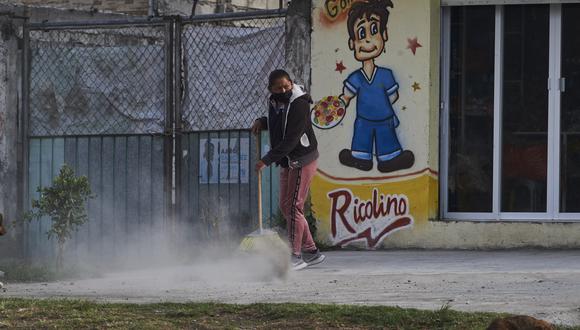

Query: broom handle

[257,135,263,232]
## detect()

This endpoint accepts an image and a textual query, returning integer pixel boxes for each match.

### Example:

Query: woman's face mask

[270,78,293,103]
[272,90,292,103]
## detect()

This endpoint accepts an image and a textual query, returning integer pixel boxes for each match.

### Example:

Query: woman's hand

[255,160,266,172]
[251,119,262,136]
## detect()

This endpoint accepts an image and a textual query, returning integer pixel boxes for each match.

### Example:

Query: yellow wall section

[312,171,438,247]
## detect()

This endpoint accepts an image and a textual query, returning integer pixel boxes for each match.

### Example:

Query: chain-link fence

[176,12,286,243]
[24,19,173,263]
[22,12,287,261]
[180,16,285,131]
[28,23,169,137]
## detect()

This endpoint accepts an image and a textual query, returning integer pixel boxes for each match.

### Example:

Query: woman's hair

[268,69,292,88]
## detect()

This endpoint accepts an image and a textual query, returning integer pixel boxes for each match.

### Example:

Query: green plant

[434,301,454,327]
[270,210,286,233]
[304,194,333,250]
[20,164,93,270]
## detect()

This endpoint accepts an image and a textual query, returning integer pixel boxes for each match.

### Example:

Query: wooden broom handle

[257,135,263,232]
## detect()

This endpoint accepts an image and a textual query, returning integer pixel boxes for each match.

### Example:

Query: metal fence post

[163,18,175,233]
[173,16,183,232]
[19,24,31,260]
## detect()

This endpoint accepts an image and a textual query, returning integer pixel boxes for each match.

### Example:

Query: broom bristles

[238,232,286,252]
[238,231,291,280]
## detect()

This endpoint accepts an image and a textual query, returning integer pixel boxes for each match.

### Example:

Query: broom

[239,135,287,252]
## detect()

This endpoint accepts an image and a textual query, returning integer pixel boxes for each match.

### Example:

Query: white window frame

[440,4,580,222]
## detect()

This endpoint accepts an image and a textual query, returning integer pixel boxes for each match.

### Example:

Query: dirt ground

[3,250,580,327]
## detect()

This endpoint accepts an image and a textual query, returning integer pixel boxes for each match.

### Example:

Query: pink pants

[279,160,318,256]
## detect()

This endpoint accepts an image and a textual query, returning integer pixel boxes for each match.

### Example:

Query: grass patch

[1,298,576,329]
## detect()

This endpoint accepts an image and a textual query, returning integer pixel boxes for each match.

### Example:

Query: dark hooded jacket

[259,84,319,168]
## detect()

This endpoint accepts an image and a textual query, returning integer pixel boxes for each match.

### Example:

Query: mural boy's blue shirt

[344,67,399,121]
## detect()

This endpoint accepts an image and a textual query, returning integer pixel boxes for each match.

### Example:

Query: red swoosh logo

[336,217,413,248]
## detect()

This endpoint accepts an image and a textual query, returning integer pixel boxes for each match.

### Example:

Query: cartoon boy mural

[339,0,414,173]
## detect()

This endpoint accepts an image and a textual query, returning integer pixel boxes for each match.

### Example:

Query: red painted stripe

[317,167,438,182]
[336,217,413,248]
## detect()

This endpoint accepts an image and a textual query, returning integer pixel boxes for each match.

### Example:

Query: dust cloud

[11,202,291,289]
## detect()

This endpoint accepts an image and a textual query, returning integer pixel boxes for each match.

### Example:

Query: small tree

[24,164,93,269]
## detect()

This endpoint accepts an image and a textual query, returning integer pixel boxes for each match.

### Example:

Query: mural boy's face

[349,14,388,62]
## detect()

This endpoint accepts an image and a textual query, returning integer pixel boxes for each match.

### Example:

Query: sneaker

[302,249,326,266]
[291,254,308,271]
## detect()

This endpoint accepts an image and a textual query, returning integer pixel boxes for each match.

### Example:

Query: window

[446,6,495,213]
[501,5,549,213]
[560,4,580,213]
[441,4,580,221]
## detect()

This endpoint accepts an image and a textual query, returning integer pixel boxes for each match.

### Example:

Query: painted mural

[310,0,439,249]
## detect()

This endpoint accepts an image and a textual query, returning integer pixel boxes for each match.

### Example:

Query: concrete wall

[159,0,284,16]
[0,15,22,257]
[382,220,580,249]
[3,0,149,16]
[310,0,439,249]
[0,4,129,23]
[2,0,285,17]
[285,0,311,87]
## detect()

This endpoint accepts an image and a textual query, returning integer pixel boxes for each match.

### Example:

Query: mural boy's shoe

[291,254,308,271]
[302,249,326,266]
[339,149,373,171]
[377,150,415,173]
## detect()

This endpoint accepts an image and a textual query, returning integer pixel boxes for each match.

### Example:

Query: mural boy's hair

[347,0,394,41]
[268,69,292,88]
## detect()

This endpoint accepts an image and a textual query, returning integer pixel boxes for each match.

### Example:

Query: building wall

[0,15,23,257]
[308,0,580,249]
[310,0,439,249]
[159,0,284,16]
[4,0,150,15]
[2,0,284,17]
[285,0,311,87]
[382,221,580,249]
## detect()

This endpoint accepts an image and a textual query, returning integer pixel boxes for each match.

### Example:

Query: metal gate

[22,11,286,262]
[23,18,174,263]
[175,11,286,243]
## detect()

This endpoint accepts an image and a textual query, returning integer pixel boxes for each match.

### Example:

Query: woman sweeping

[252,70,326,271]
